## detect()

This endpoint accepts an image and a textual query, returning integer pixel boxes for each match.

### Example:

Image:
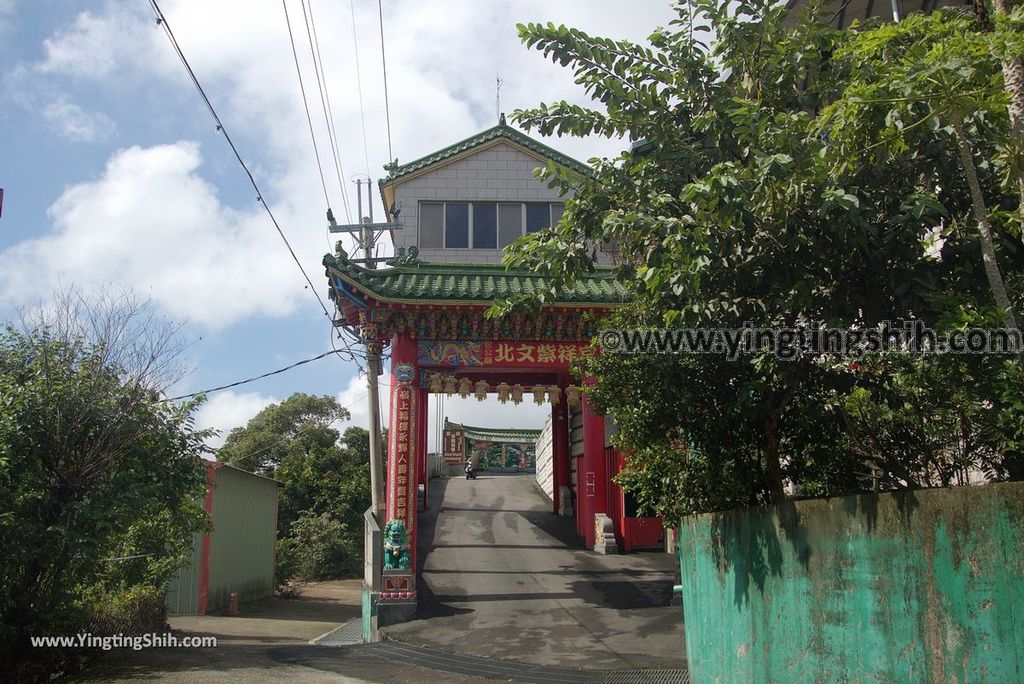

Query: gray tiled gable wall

[392,142,571,265]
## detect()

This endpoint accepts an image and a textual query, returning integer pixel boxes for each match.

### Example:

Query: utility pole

[329,178,401,519]
[328,177,401,268]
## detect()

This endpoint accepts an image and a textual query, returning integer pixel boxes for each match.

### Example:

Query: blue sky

[0,0,678,450]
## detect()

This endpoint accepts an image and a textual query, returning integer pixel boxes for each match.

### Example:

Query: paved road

[81,581,486,684]
[384,475,686,671]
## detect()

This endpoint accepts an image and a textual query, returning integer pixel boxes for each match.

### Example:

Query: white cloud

[337,371,373,430]
[0,141,324,328]
[36,6,155,79]
[4,1,678,329]
[41,98,116,142]
[0,0,14,35]
[194,389,278,447]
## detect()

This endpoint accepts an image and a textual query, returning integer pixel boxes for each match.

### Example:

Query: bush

[274,537,300,595]
[0,294,209,678]
[87,585,168,637]
[288,512,362,581]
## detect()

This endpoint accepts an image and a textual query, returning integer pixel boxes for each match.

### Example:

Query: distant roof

[445,419,543,443]
[205,460,283,486]
[380,115,591,185]
[324,251,628,309]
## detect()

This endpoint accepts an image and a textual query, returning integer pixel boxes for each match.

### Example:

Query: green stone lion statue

[383,519,411,570]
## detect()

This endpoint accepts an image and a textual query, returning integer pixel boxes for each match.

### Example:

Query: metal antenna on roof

[496,73,503,124]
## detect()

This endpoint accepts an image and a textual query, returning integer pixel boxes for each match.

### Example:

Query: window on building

[498,203,523,248]
[525,203,550,233]
[551,202,565,225]
[420,202,444,248]
[472,203,497,249]
[420,201,565,250]
[445,202,469,248]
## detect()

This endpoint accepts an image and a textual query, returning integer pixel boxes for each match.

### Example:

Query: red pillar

[416,386,428,509]
[580,378,606,548]
[552,399,569,516]
[386,332,419,575]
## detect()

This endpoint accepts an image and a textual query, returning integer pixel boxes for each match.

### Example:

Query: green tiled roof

[381,118,592,183]
[324,252,628,307]
[446,419,542,443]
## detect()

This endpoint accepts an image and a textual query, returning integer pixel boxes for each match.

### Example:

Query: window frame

[420,200,566,251]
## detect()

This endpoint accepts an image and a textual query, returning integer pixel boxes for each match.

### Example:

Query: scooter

[465,464,478,480]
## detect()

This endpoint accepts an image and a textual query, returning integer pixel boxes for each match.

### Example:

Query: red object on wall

[551,399,569,515]
[196,461,221,615]
[579,379,606,547]
[608,448,664,552]
[416,386,428,510]
[385,333,419,575]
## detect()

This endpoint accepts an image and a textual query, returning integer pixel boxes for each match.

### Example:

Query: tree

[219,395,371,579]
[0,290,208,674]
[218,393,349,474]
[819,9,1024,331]
[498,0,1023,520]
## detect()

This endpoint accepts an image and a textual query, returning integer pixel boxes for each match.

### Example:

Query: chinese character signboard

[418,341,593,368]
[387,385,417,537]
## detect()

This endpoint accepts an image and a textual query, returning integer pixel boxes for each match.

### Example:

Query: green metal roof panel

[447,420,543,443]
[381,119,592,183]
[324,252,629,307]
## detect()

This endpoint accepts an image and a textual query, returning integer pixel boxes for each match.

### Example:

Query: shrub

[289,512,362,581]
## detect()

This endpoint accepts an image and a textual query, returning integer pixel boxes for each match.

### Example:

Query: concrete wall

[392,141,568,264]
[535,416,554,501]
[677,482,1024,683]
[427,452,445,479]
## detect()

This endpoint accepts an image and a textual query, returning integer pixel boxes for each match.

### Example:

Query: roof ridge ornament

[385,246,420,268]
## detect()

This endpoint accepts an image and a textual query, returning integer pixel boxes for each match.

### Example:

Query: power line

[377,0,393,163]
[165,350,340,402]
[303,0,353,222]
[147,0,334,322]
[282,0,332,208]
[349,0,372,175]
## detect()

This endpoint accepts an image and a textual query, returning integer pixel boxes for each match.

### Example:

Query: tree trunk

[763,414,786,502]
[952,118,1021,331]
[990,0,1024,216]
[761,369,802,503]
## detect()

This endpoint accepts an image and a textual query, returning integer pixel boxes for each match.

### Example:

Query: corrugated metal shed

[166,461,281,614]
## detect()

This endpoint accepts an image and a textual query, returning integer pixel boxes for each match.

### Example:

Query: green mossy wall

[677,482,1024,683]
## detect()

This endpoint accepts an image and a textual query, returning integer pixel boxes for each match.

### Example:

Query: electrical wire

[349,0,372,176]
[147,0,334,323]
[303,0,353,222]
[282,0,332,208]
[377,0,393,163]
[165,350,339,402]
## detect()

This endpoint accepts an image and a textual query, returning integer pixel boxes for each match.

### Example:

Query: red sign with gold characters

[386,385,417,537]
[417,341,595,368]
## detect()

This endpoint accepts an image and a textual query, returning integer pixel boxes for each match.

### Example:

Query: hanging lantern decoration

[474,380,489,401]
[443,375,457,396]
[565,385,582,407]
[496,382,511,404]
[511,384,524,405]
[547,385,561,405]
[429,372,443,393]
[458,377,473,399]
[532,385,546,405]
